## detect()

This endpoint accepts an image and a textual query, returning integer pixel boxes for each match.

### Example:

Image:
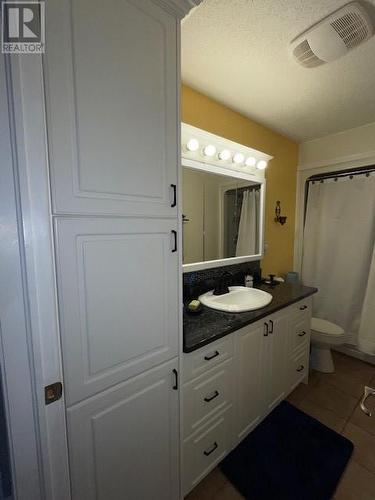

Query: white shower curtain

[236,189,258,256]
[302,173,375,353]
[358,244,375,354]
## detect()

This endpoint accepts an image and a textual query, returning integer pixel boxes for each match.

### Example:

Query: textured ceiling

[181,0,375,141]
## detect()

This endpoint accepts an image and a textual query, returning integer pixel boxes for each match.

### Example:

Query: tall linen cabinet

[41,0,198,498]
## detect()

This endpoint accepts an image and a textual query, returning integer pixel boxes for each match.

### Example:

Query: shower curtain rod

[306,164,375,183]
[303,164,375,225]
[225,185,260,196]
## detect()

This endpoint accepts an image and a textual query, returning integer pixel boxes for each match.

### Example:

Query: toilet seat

[311,317,344,345]
[311,317,344,336]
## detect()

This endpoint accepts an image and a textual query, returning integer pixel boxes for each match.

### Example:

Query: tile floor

[186,351,375,500]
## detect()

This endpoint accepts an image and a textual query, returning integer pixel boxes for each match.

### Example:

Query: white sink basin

[199,286,273,313]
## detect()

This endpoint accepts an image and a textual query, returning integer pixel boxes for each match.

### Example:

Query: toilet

[310,317,345,373]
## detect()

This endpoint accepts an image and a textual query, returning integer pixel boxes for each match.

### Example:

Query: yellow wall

[181,85,299,277]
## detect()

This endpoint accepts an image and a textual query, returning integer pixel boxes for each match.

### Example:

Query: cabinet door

[264,314,289,413]
[67,359,179,500]
[54,217,178,405]
[235,323,264,441]
[44,0,178,217]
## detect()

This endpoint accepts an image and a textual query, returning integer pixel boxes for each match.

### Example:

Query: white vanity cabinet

[287,302,312,392]
[235,322,264,443]
[181,336,235,492]
[262,312,289,414]
[182,297,312,495]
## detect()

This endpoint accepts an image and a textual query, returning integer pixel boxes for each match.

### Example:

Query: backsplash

[183,261,261,301]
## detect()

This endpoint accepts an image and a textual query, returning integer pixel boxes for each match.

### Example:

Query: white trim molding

[151,0,203,18]
[8,53,71,500]
[1,54,44,500]
[298,150,375,171]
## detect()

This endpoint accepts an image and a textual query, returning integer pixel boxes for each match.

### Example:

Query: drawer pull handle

[170,184,177,207]
[269,319,274,334]
[172,369,178,390]
[171,230,177,252]
[298,331,307,337]
[263,322,269,337]
[203,442,218,456]
[204,390,219,403]
[299,305,308,310]
[204,351,219,361]
[296,365,304,372]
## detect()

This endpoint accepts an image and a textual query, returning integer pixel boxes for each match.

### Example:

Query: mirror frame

[182,157,266,272]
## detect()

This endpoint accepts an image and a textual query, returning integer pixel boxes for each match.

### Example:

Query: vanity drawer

[183,359,234,438]
[289,348,309,391]
[289,297,312,319]
[289,316,311,354]
[183,335,234,383]
[183,407,232,495]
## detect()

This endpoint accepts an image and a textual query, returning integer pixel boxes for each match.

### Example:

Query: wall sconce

[275,201,287,225]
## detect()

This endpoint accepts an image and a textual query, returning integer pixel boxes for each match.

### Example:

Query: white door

[235,322,264,441]
[54,217,179,405]
[263,314,288,412]
[44,0,178,217]
[67,359,179,500]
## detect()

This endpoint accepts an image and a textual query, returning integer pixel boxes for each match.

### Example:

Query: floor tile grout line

[315,375,370,401]
[302,393,356,422]
[342,399,362,433]
[350,457,375,478]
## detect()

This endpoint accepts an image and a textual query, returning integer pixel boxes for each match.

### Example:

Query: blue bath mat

[220,400,353,500]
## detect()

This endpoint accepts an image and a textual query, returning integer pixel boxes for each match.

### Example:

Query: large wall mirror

[182,163,265,271]
[181,122,270,272]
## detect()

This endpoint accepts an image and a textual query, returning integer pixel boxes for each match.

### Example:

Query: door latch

[45,382,63,405]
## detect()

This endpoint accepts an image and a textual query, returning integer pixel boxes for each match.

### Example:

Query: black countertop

[183,282,317,353]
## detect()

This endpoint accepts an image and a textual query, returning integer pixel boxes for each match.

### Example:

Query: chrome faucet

[213,271,232,296]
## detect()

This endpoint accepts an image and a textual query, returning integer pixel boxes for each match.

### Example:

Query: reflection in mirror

[182,167,261,265]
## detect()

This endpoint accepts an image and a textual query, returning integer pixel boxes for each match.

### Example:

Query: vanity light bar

[218,149,231,161]
[186,138,200,152]
[245,156,257,167]
[256,160,268,170]
[233,152,245,165]
[185,141,269,170]
[181,123,273,173]
[203,144,216,157]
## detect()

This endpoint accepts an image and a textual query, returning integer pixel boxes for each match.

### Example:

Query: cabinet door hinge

[45,382,63,405]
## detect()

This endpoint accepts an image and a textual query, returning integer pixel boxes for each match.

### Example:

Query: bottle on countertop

[244,274,254,288]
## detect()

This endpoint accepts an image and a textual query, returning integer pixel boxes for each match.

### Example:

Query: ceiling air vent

[290,2,374,68]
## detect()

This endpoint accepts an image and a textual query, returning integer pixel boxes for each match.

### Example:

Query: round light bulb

[245,156,257,167]
[233,153,245,164]
[203,144,216,157]
[218,149,231,161]
[186,138,199,152]
[256,160,268,170]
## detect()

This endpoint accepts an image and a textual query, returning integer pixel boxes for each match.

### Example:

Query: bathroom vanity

[182,283,317,494]
[180,123,317,494]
